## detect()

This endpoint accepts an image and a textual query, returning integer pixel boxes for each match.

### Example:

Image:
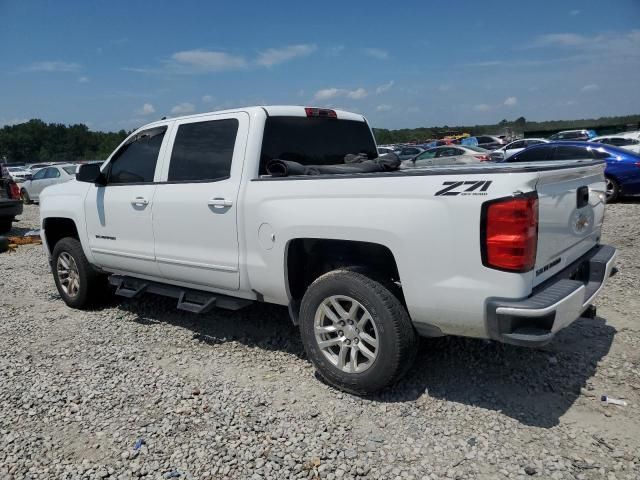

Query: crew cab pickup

[40,106,617,394]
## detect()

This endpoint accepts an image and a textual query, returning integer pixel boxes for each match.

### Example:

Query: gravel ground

[1,203,639,480]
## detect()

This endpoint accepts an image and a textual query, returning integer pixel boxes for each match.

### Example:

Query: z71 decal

[435,180,492,196]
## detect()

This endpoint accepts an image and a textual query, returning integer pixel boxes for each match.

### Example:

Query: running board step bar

[108,275,253,313]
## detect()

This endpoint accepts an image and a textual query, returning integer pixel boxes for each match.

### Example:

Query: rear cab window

[259,116,377,175]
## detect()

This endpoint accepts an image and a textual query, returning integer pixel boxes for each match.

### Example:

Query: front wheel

[605,176,620,203]
[299,269,417,395]
[52,237,108,309]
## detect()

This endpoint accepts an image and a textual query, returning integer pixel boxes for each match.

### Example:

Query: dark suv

[0,165,23,233]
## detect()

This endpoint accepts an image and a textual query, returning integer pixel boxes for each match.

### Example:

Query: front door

[152,112,248,290]
[84,125,171,277]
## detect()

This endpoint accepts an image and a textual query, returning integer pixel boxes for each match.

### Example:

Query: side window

[551,145,589,160]
[46,168,61,179]
[527,140,544,146]
[509,146,551,162]
[592,149,611,159]
[510,141,524,149]
[417,150,437,160]
[32,169,47,180]
[168,119,239,182]
[107,126,167,184]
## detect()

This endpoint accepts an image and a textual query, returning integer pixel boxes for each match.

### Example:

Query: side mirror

[76,163,106,185]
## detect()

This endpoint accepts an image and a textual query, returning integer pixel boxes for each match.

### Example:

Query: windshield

[8,167,25,172]
[63,166,77,175]
[259,116,377,175]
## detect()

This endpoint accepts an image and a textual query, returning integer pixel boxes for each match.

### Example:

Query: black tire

[52,237,108,309]
[605,176,620,203]
[299,269,417,395]
[0,220,12,234]
[21,189,31,205]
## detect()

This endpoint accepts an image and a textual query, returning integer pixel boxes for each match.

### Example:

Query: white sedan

[489,138,549,161]
[591,135,640,154]
[20,164,78,204]
[5,166,32,183]
[403,145,490,168]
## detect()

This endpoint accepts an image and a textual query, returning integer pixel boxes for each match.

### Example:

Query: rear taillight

[9,182,20,200]
[481,194,538,272]
[305,107,337,118]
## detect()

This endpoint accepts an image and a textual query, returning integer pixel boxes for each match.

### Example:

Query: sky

[1,0,639,131]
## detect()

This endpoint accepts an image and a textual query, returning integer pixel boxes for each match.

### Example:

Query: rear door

[152,112,248,290]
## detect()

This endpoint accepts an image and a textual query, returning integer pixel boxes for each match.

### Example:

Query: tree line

[2,114,640,163]
[0,119,128,163]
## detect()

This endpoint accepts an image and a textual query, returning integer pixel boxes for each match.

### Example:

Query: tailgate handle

[577,186,589,209]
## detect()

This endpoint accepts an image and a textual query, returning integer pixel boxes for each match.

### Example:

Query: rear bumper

[0,199,23,219]
[486,244,617,347]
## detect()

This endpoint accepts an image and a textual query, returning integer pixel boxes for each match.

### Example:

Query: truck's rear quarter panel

[244,166,549,339]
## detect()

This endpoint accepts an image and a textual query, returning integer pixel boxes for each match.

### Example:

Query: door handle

[208,197,233,208]
[131,196,149,206]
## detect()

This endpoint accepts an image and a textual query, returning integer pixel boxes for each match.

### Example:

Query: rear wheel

[21,189,31,205]
[52,237,108,309]
[299,269,417,395]
[0,220,12,234]
[605,176,619,203]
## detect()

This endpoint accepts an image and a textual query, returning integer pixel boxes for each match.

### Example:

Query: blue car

[502,141,640,202]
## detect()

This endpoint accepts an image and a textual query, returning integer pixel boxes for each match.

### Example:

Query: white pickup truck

[40,106,617,394]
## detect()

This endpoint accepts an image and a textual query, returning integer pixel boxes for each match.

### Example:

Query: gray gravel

[1,203,639,480]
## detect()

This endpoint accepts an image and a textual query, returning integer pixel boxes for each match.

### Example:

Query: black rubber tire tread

[299,269,417,396]
[0,220,12,234]
[21,189,31,205]
[52,237,108,309]
[605,176,619,203]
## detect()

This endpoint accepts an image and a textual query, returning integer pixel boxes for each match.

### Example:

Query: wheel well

[286,238,403,322]
[43,217,79,254]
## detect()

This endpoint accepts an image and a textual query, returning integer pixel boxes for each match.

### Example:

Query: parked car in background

[548,130,597,141]
[26,162,53,173]
[473,135,506,150]
[403,145,488,167]
[489,138,549,161]
[377,147,395,156]
[395,146,425,160]
[5,166,32,182]
[20,164,78,204]
[502,141,640,202]
[0,166,23,233]
[591,135,640,154]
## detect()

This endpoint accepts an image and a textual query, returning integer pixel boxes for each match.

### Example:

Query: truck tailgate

[533,160,607,286]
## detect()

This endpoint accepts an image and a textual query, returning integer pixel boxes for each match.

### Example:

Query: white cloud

[23,61,81,72]
[171,102,196,115]
[569,9,581,16]
[201,94,214,103]
[171,50,247,72]
[256,44,317,67]
[347,88,368,99]
[314,87,368,101]
[376,104,392,112]
[135,103,156,115]
[504,96,518,106]
[375,80,394,94]
[314,88,342,101]
[473,104,493,112]
[78,76,89,83]
[363,48,389,60]
[529,33,589,48]
[581,84,600,92]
